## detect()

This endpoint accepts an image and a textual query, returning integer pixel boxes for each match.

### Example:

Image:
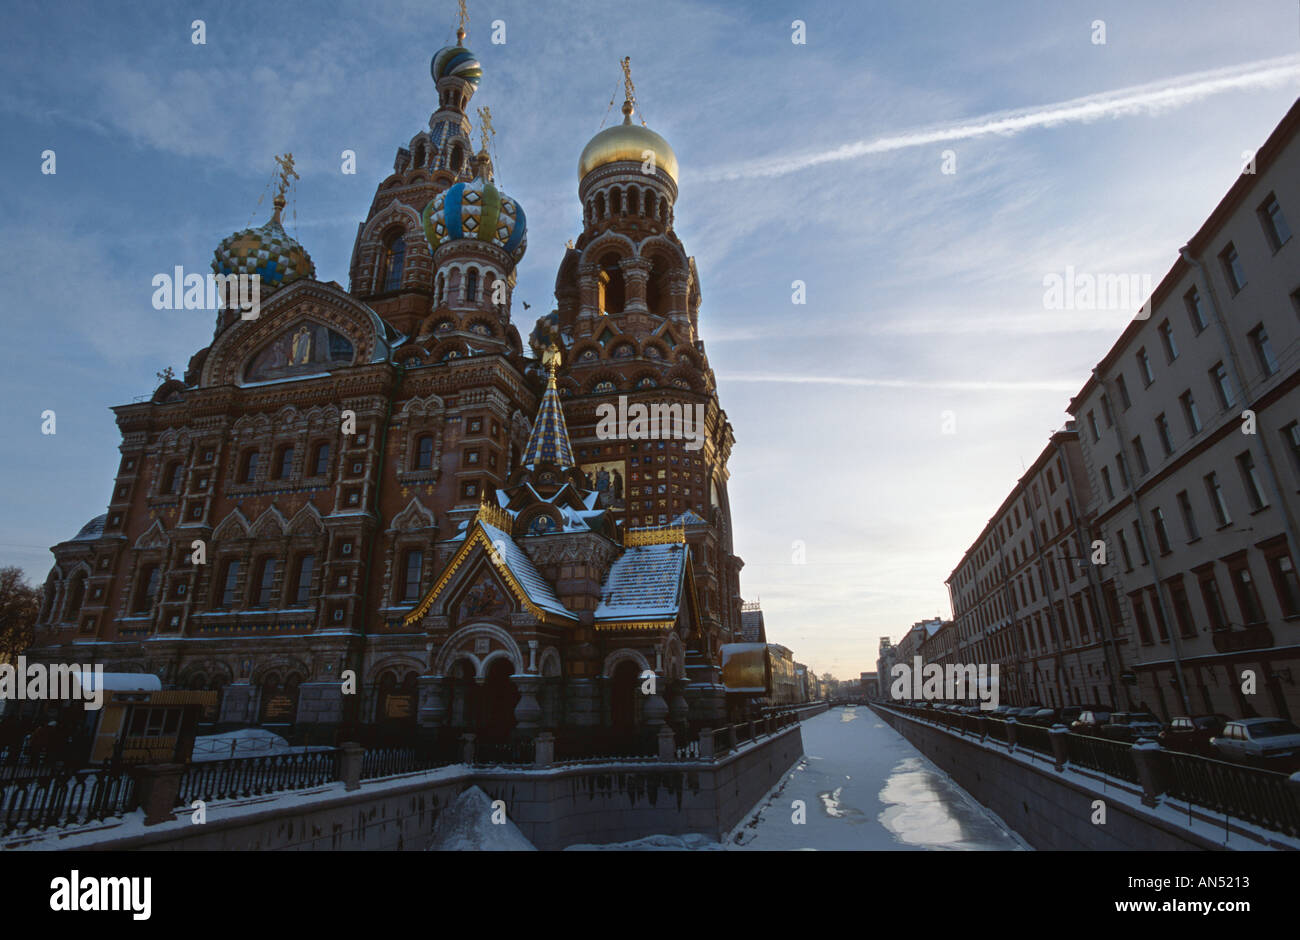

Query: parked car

[1101,712,1164,742]
[1024,708,1060,727]
[1210,718,1300,766]
[1058,706,1085,727]
[1159,715,1229,755]
[988,705,1014,719]
[1071,710,1112,735]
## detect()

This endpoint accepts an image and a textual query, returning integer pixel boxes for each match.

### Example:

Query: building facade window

[1197,567,1228,631]
[400,549,423,602]
[1258,193,1292,251]
[414,435,434,471]
[293,554,315,605]
[1136,347,1154,387]
[382,234,406,291]
[254,558,278,607]
[1205,471,1232,527]
[312,442,331,476]
[1228,560,1266,625]
[1184,286,1208,333]
[1158,320,1179,362]
[275,445,295,480]
[1179,390,1201,435]
[1132,436,1150,475]
[1151,507,1172,555]
[1115,374,1131,410]
[218,560,241,608]
[1210,362,1235,409]
[1176,489,1199,541]
[1247,324,1279,376]
[1236,450,1268,511]
[1155,413,1174,457]
[1219,242,1246,293]
[1265,552,1300,618]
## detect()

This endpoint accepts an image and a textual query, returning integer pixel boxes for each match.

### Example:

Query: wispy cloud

[699,55,1300,182]
[721,373,1079,392]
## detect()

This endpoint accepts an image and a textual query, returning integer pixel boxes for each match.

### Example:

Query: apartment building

[1066,99,1300,723]
[945,430,1131,709]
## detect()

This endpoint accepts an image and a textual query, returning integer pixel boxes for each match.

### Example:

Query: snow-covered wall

[16,727,805,852]
[871,705,1293,851]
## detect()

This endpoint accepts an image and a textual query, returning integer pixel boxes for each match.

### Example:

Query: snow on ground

[191,728,332,762]
[565,832,724,851]
[727,704,1029,850]
[561,705,1030,851]
[427,786,537,851]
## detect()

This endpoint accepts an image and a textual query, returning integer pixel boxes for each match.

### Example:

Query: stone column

[1005,717,1019,750]
[132,764,185,826]
[1130,740,1167,808]
[416,675,448,731]
[1048,725,1070,772]
[514,676,543,734]
[620,257,652,315]
[657,726,677,762]
[338,741,363,791]
[642,686,669,729]
[534,731,555,768]
[577,264,600,329]
[668,680,690,729]
[698,728,715,760]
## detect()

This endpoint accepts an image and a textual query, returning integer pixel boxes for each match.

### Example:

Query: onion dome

[212,194,315,293]
[431,30,482,87]
[579,101,678,184]
[421,158,527,265]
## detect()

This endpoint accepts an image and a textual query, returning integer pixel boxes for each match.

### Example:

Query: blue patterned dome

[431,43,482,87]
[212,196,315,293]
[422,174,527,266]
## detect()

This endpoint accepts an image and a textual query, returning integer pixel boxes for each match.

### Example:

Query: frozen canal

[728,704,1029,850]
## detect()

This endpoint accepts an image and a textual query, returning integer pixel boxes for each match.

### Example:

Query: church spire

[521,344,575,470]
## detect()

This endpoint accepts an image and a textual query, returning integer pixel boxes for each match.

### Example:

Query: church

[26,18,749,748]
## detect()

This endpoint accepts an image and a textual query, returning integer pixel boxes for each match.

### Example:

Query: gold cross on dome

[457,0,469,38]
[273,153,299,200]
[621,57,635,110]
[477,105,494,153]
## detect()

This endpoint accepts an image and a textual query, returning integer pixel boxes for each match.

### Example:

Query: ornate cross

[477,105,494,153]
[273,153,299,200]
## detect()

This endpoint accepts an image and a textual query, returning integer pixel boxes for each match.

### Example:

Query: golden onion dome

[578,109,678,184]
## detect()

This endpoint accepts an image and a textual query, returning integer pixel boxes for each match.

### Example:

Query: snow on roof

[595,541,687,622]
[672,510,708,526]
[479,522,577,621]
[71,672,162,694]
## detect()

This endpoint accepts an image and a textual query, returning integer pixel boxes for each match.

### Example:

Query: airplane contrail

[722,373,1078,392]
[699,55,1300,182]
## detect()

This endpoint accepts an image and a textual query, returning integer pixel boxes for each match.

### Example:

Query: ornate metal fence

[1165,750,1300,837]
[174,750,339,807]
[1,767,138,837]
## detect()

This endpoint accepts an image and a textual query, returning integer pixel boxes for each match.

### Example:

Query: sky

[1,0,1298,680]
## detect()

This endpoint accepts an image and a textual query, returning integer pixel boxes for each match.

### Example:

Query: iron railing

[1,767,138,837]
[174,750,339,807]
[1065,733,1140,784]
[1165,750,1300,837]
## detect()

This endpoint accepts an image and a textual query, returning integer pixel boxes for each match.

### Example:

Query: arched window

[465,268,479,302]
[611,189,623,214]
[645,188,655,217]
[412,141,426,167]
[596,193,606,219]
[436,273,445,307]
[627,188,639,215]
[238,449,260,483]
[274,444,295,480]
[163,460,184,494]
[65,571,86,621]
[133,563,161,614]
[450,143,463,172]
[414,435,435,470]
[381,233,406,291]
